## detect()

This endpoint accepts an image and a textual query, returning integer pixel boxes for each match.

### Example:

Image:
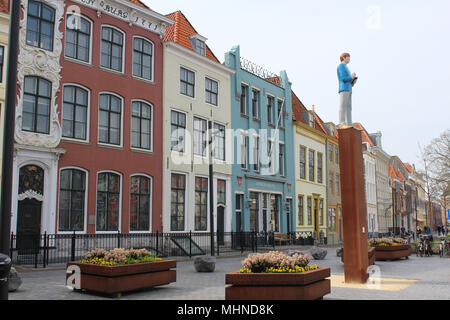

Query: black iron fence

[9,231,315,268]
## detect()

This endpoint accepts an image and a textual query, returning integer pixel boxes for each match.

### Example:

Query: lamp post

[0,0,20,300]
[208,120,215,256]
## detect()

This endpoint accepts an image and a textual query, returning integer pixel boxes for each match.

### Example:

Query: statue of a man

[337,53,357,127]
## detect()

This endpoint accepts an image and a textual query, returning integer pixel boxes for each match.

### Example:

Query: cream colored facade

[324,122,341,245]
[294,117,327,239]
[0,9,9,187]
[162,41,234,233]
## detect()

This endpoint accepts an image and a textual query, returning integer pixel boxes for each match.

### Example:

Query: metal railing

[9,231,313,268]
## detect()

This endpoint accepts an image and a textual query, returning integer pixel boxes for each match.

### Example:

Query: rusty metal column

[338,126,369,284]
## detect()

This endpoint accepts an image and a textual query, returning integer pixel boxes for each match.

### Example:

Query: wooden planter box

[225,267,330,300]
[374,245,410,261]
[341,247,376,266]
[66,260,176,297]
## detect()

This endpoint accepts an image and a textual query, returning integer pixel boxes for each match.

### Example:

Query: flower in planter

[239,251,318,274]
[368,237,407,248]
[81,248,162,266]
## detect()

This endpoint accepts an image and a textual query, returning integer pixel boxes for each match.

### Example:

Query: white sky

[144,0,450,171]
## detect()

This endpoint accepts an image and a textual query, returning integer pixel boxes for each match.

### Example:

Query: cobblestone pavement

[8,247,450,300]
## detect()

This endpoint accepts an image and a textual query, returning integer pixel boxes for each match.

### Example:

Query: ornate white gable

[15,0,64,148]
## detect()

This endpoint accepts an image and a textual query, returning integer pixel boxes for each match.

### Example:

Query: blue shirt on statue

[337,63,353,93]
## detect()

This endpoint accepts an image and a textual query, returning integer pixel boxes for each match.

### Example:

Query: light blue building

[224,45,295,235]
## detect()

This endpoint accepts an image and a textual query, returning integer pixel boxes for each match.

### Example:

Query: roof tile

[163,11,219,63]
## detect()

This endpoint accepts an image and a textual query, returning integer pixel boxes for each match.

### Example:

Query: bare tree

[418,129,450,229]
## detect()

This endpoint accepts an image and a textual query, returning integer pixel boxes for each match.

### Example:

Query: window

[217,180,226,205]
[308,112,314,128]
[190,37,206,56]
[299,146,306,179]
[319,199,324,226]
[100,26,123,72]
[279,143,285,176]
[98,93,122,145]
[58,169,86,232]
[297,195,304,225]
[65,14,91,62]
[240,134,248,169]
[133,37,153,80]
[62,85,88,140]
[205,78,218,106]
[130,175,151,231]
[277,99,284,128]
[267,96,274,124]
[336,174,340,196]
[171,173,185,231]
[252,89,259,119]
[240,85,248,115]
[22,76,51,134]
[329,172,334,195]
[252,136,259,171]
[180,67,195,97]
[170,110,186,152]
[308,150,315,182]
[26,0,55,51]
[328,144,333,162]
[131,101,152,150]
[235,194,243,232]
[335,147,339,164]
[268,140,273,173]
[213,123,225,161]
[0,46,4,83]
[195,177,208,231]
[249,192,259,232]
[270,194,280,232]
[307,197,312,225]
[96,172,121,231]
[194,117,207,157]
[317,153,323,184]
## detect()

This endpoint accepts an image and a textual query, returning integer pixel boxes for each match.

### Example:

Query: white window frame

[132,36,155,82]
[57,166,89,234]
[64,13,93,65]
[97,91,124,148]
[130,99,154,153]
[61,83,91,143]
[95,170,123,234]
[100,25,126,74]
[129,173,153,233]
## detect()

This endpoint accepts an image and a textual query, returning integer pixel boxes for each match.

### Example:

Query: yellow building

[292,93,328,241]
[0,0,10,186]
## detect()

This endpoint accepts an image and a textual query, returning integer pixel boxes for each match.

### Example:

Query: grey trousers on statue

[339,91,352,126]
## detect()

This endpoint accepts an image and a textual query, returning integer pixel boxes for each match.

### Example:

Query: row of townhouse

[1,0,441,246]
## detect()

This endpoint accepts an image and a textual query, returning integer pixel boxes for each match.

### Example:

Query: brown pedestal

[338,126,369,284]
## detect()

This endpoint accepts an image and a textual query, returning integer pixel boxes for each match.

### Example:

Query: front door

[17,199,42,254]
[217,206,225,245]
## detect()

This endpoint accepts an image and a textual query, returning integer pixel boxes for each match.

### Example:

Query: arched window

[58,168,86,231]
[100,26,124,72]
[65,14,91,62]
[22,76,51,134]
[26,0,55,51]
[133,37,153,80]
[62,85,88,140]
[98,93,122,145]
[131,101,152,150]
[96,172,121,231]
[130,175,151,231]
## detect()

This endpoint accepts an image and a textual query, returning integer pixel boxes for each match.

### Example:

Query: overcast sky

[144,0,450,171]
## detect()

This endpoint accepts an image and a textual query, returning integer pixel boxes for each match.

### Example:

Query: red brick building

[12,0,173,237]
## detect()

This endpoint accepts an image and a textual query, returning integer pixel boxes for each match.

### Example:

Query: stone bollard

[8,267,22,292]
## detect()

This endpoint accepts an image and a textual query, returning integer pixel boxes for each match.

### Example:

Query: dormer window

[308,112,314,128]
[189,35,206,56]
